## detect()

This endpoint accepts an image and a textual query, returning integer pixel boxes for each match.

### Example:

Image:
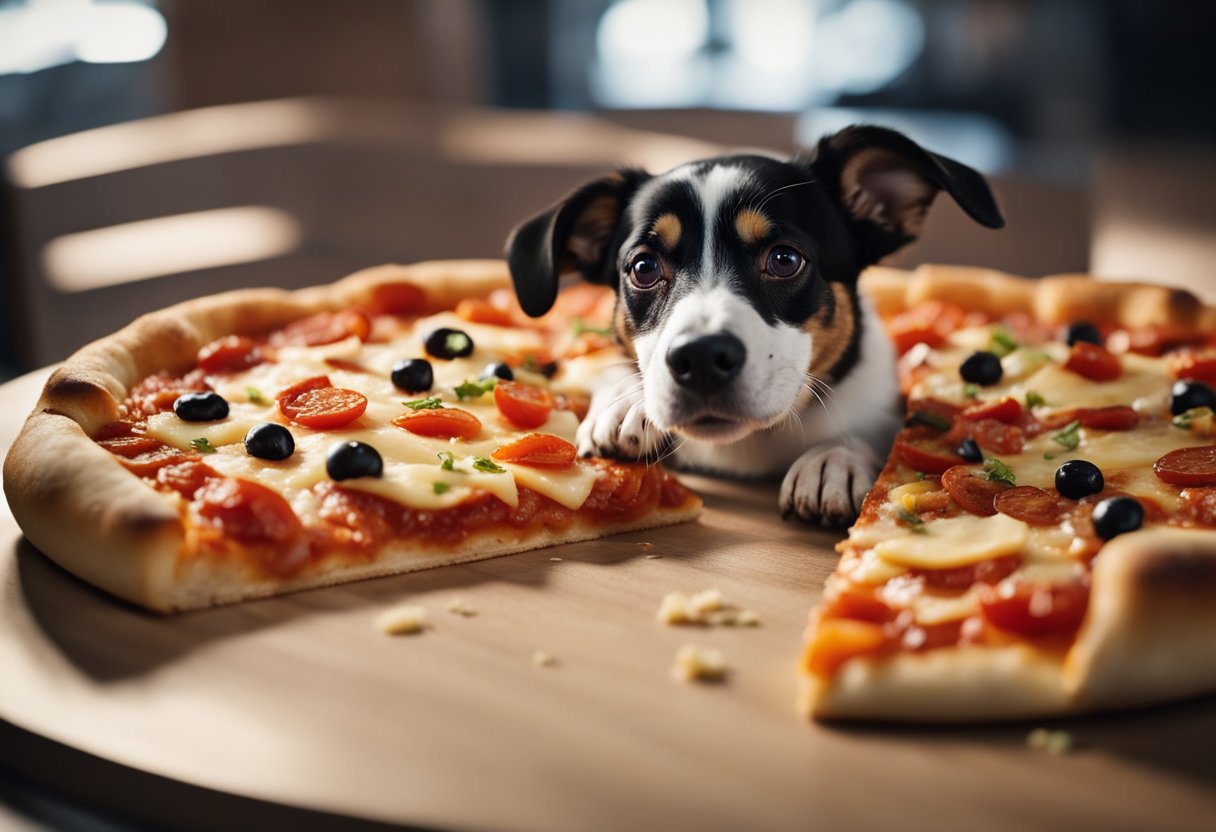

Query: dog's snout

[666,333,747,396]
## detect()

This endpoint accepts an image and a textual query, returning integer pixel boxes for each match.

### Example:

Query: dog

[505,125,1003,526]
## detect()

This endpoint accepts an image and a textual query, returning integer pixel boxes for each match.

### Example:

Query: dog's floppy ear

[505,169,650,318]
[805,125,1004,264]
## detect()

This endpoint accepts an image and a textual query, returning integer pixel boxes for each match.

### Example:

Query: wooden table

[3,367,1216,831]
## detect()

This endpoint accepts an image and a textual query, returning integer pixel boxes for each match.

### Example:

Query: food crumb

[644,554,661,559]
[672,644,727,682]
[446,597,477,617]
[549,557,563,562]
[376,605,428,635]
[1026,728,1074,754]
[656,589,759,627]
[532,650,556,667]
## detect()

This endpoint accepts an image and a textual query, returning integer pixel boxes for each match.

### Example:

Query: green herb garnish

[1044,452,1056,461]
[962,383,980,400]
[1052,419,1081,450]
[432,481,451,494]
[915,471,927,481]
[438,451,455,471]
[1172,407,1210,430]
[245,386,267,406]
[983,457,1016,486]
[403,395,444,411]
[472,457,506,474]
[989,326,1019,357]
[454,378,496,400]
[909,409,952,431]
[190,437,217,454]
[896,506,928,533]
[571,318,614,338]
[1025,390,1046,408]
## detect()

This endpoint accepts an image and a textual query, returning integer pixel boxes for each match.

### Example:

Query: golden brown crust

[860,264,1216,330]
[4,259,701,612]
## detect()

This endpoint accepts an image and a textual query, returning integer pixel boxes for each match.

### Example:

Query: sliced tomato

[392,407,482,440]
[1154,446,1216,487]
[941,464,1011,516]
[494,380,554,429]
[1167,348,1216,385]
[271,310,371,347]
[1078,405,1139,431]
[197,335,260,373]
[193,478,309,576]
[552,391,591,421]
[276,374,331,407]
[803,618,888,678]
[961,396,1023,425]
[455,297,517,327]
[978,579,1089,637]
[994,486,1070,526]
[491,433,577,467]
[366,282,426,316]
[1063,341,1122,381]
[907,398,963,426]
[886,300,967,355]
[1125,325,1203,357]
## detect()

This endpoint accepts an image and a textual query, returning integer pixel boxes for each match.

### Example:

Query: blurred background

[1,0,1214,378]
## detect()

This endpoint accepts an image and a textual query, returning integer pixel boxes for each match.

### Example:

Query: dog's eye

[765,246,804,279]
[630,254,663,288]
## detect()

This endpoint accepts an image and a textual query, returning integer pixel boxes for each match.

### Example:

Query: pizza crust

[3,260,701,612]
[861,264,1216,331]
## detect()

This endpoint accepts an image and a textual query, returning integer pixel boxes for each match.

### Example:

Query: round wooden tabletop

[3,367,1216,831]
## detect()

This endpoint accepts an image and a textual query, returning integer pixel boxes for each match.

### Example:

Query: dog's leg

[576,363,670,460]
[779,439,879,527]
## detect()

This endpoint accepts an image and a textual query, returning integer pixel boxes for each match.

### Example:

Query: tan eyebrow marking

[652,213,682,250]
[734,208,772,244]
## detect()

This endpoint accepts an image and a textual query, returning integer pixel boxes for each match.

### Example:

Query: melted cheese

[874,514,1029,569]
[149,310,610,516]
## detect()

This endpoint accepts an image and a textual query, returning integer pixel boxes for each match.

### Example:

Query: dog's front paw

[577,383,668,461]
[779,443,878,527]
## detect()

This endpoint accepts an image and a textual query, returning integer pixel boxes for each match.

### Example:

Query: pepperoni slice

[366,282,426,316]
[271,310,371,347]
[961,397,1023,425]
[1063,341,1122,381]
[455,297,518,327]
[277,376,367,429]
[197,335,260,373]
[392,407,483,440]
[820,586,898,623]
[1041,405,1139,431]
[1153,445,1216,487]
[948,417,1024,455]
[941,465,1011,516]
[994,486,1069,526]
[491,433,577,467]
[886,300,967,355]
[894,434,960,474]
[193,478,309,576]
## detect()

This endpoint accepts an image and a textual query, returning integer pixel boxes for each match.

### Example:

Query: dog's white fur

[574,163,902,525]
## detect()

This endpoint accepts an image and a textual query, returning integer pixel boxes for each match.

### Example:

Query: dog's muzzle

[665,332,747,397]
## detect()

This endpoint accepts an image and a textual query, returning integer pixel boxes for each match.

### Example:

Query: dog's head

[506,126,1003,444]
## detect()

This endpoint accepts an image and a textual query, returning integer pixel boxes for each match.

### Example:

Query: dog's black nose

[666,333,747,396]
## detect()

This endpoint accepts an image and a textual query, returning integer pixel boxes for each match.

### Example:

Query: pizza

[800,265,1216,721]
[2,261,701,612]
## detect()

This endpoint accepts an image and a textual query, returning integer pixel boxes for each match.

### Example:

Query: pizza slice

[801,267,1216,721]
[3,261,700,612]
